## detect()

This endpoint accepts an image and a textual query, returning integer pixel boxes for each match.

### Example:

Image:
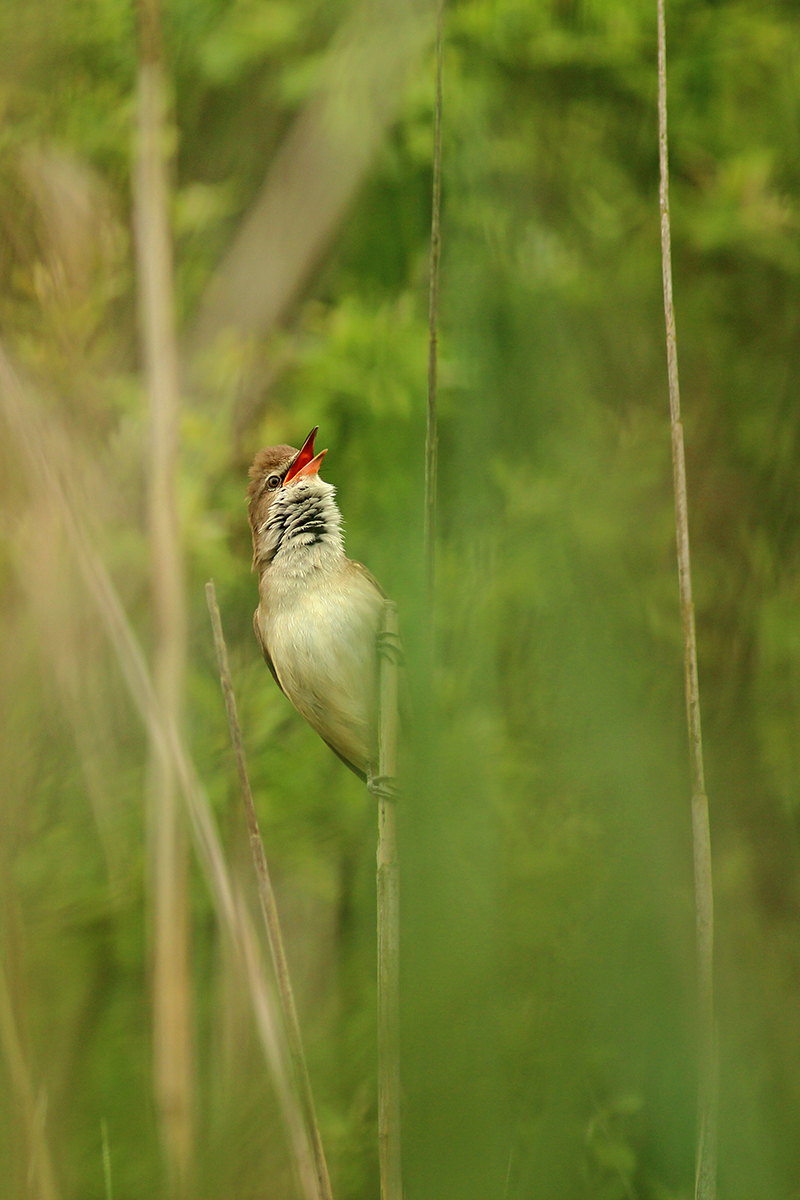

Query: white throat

[257,476,344,580]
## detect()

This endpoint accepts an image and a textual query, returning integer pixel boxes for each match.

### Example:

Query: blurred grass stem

[424,1,444,606]
[101,1120,113,1200]
[0,956,61,1200]
[657,5,717,1199]
[376,602,402,1200]
[186,0,439,438]
[205,581,334,1200]
[133,1,193,1191]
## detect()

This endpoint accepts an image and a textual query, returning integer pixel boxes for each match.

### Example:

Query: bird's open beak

[284,426,327,483]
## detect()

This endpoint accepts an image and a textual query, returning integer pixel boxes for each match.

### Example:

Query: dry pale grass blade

[187,0,438,411]
[656,4,717,1198]
[0,955,61,1200]
[0,345,322,1200]
[13,499,126,889]
[132,6,194,1186]
[376,601,402,1200]
[11,106,134,912]
[18,146,123,300]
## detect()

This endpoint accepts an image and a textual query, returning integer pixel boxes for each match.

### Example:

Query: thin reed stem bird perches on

[656,5,717,1199]
[376,602,402,1200]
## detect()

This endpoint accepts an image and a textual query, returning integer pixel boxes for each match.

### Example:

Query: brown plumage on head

[247,444,297,567]
[247,427,325,569]
[247,444,296,506]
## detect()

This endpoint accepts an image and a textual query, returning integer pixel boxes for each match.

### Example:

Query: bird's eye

[267,474,282,489]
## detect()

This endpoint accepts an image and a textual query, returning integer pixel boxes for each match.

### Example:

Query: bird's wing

[255,606,366,780]
[321,739,367,783]
[258,606,368,780]
[350,559,387,599]
[253,608,286,696]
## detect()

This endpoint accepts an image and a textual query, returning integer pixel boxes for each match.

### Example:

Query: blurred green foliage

[1,0,800,1198]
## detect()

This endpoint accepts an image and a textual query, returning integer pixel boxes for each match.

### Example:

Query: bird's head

[247,426,333,567]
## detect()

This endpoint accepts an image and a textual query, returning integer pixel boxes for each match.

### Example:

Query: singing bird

[247,427,387,784]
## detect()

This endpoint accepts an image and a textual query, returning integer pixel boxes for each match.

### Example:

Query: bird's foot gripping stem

[376,628,404,668]
[367,769,400,804]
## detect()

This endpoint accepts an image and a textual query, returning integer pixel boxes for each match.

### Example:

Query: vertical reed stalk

[101,1119,113,1200]
[656,5,717,1198]
[402,11,443,1193]
[205,582,334,1200]
[133,1,193,1191]
[0,956,61,1200]
[424,1,444,604]
[376,601,402,1200]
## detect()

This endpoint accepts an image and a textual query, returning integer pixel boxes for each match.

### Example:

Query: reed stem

[376,601,402,1200]
[133,2,193,1188]
[656,6,717,1197]
[0,955,61,1200]
[424,1,444,605]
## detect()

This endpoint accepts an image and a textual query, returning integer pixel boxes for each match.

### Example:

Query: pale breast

[257,564,383,774]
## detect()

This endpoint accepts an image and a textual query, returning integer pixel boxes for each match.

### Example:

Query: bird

[247,426,391,787]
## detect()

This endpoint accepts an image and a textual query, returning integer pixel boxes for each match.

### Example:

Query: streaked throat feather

[255,477,344,573]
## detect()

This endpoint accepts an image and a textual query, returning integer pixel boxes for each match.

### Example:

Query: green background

[1,0,799,1197]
